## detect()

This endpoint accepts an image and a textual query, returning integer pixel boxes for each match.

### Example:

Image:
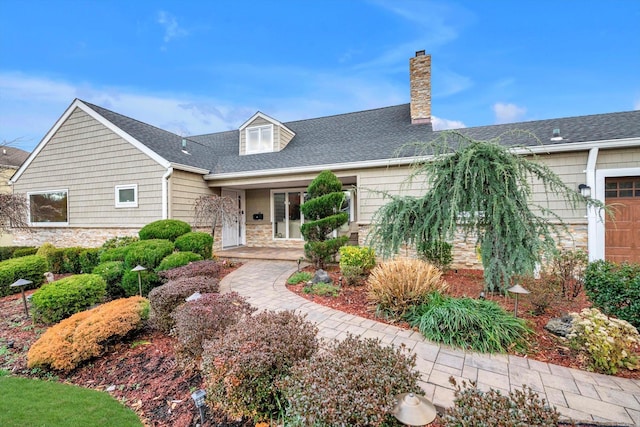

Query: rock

[311,269,332,284]
[544,315,575,337]
[44,272,54,283]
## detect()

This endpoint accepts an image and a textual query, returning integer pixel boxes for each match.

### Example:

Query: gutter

[162,167,173,219]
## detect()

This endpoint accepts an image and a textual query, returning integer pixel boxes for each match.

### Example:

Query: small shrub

[286,271,313,284]
[138,219,191,241]
[123,239,174,270]
[78,248,101,273]
[0,255,47,297]
[174,232,214,259]
[11,247,38,258]
[148,276,220,333]
[156,251,203,272]
[443,377,560,426]
[417,240,453,271]
[158,260,223,282]
[121,270,161,297]
[99,245,130,263]
[172,292,255,367]
[35,243,57,270]
[27,296,149,372]
[367,258,448,318]
[101,235,138,250]
[282,334,422,426]
[92,261,126,300]
[517,274,561,316]
[584,260,640,328]
[340,265,366,286]
[339,246,376,285]
[202,310,319,421]
[62,247,89,274]
[31,274,107,324]
[303,282,340,297]
[406,292,532,353]
[304,237,349,269]
[549,248,588,300]
[567,307,640,374]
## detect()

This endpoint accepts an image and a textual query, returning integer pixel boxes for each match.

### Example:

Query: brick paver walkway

[219,260,640,425]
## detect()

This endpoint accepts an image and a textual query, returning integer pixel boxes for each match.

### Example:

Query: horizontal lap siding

[170,170,214,223]
[596,147,640,169]
[13,108,165,227]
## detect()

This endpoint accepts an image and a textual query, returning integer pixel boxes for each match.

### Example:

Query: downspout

[162,167,173,219]
[584,148,599,261]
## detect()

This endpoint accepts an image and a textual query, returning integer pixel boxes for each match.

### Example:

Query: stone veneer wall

[10,227,140,248]
[245,223,305,249]
[357,223,588,270]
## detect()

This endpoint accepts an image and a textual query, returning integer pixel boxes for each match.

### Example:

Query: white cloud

[493,102,526,124]
[432,116,465,130]
[157,11,188,44]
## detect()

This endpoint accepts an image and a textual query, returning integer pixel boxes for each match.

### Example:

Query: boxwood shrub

[174,232,214,259]
[31,274,107,324]
[121,269,161,297]
[138,219,191,241]
[123,239,174,270]
[11,247,38,258]
[27,296,149,372]
[156,251,203,272]
[584,260,640,328]
[78,248,101,273]
[0,255,48,297]
[99,245,130,263]
[92,261,126,300]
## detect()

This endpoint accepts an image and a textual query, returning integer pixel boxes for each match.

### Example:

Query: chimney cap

[415,50,426,57]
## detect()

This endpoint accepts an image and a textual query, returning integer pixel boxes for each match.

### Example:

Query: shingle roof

[81,100,640,175]
[0,146,29,168]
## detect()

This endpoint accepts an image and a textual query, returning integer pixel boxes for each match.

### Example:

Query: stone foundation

[245,223,305,249]
[10,227,140,248]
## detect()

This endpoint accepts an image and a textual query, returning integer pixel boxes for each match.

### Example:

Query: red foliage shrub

[158,260,223,282]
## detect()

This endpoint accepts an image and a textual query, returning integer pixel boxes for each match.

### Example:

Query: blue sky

[1,0,639,152]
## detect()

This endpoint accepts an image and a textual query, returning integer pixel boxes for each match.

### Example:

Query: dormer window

[246,125,273,154]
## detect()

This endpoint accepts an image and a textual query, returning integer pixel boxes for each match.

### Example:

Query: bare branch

[0,193,29,236]
[193,195,239,240]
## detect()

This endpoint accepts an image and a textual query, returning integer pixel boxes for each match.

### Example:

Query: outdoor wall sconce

[131,265,146,297]
[10,278,32,317]
[507,284,530,318]
[578,184,591,198]
[393,392,437,426]
[191,389,207,425]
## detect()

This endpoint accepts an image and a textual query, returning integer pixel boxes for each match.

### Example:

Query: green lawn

[0,376,142,427]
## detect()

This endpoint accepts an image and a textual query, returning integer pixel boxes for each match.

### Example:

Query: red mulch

[288,265,640,380]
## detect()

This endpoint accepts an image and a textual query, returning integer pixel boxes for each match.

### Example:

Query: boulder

[311,269,332,284]
[544,315,575,337]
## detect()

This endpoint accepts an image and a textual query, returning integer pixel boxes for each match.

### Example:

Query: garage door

[605,177,640,263]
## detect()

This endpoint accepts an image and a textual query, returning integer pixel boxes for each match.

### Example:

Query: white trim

[584,148,599,262]
[27,188,69,226]
[245,124,274,155]
[239,111,295,137]
[221,188,246,247]
[271,188,306,241]
[162,167,173,219]
[169,163,210,174]
[115,184,138,208]
[10,99,172,184]
[593,166,640,260]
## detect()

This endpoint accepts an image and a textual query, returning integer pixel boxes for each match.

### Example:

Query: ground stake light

[131,265,146,297]
[393,392,437,426]
[191,389,206,425]
[507,284,530,318]
[10,278,32,317]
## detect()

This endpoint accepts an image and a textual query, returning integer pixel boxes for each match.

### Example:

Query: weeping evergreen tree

[368,131,604,293]
[300,170,349,268]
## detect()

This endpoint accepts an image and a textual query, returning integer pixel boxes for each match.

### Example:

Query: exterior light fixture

[191,389,207,425]
[578,184,591,198]
[507,284,530,318]
[478,291,485,300]
[393,392,437,426]
[10,278,33,317]
[297,257,302,272]
[131,265,147,297]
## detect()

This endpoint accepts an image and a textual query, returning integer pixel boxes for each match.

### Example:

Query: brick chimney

[410,50,431,125]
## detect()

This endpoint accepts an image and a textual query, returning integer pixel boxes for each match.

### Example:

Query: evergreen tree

[300,170,349,268]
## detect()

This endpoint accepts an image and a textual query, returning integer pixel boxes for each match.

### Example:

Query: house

[1,146,29,245]
[9,52,640,265]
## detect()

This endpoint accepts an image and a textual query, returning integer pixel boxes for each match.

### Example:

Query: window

[28,190,68,225]
[246,125,273,154]
[605,178,640,198]
[115,184,138,208]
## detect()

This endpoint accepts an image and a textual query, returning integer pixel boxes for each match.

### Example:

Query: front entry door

[222,189,243,248]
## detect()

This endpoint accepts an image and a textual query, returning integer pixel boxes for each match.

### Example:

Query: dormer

[239,112,295,155]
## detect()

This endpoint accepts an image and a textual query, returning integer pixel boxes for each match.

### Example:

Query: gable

[238,112,295,155]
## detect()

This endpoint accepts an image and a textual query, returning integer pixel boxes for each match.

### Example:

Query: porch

[216,246,305,262]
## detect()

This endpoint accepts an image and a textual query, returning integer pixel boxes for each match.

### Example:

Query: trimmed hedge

[156,252,203,272]
[11,247,38,258]
[0,255,48,297]
[27,296,149,371]
[121,270,161,297]
[123,239,174,270]
[99,246,130,263]
[138,219,191,241]
[92,261,126,300]
[31,274,107,324]
[585,260,640,328]
[174,232,214,259]
[158,260,223,282]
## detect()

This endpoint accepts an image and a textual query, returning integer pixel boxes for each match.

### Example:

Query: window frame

[27,189,69,226]
[115,184,138,208]
[245,124,274,154]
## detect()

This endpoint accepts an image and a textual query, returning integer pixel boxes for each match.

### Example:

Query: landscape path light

[191,389,206,425]
[393,392,437,426]
[507,284,530,318]
[131,265,146,297]
[10,278,32,317]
